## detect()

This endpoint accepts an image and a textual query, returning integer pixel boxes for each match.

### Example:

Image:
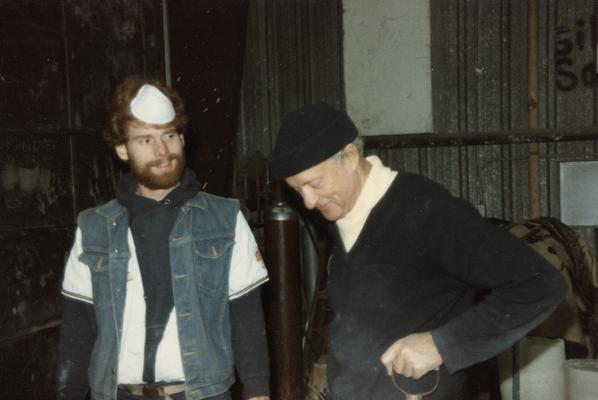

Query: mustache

[147,154,181,167]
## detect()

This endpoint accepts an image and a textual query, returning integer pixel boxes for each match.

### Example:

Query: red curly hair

[103,76,190,146]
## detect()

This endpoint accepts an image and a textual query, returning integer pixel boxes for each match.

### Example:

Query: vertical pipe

[264,202,304,400]
[527,0,541,218]
[61,0,78,221]
[300,220,319,326]
[162,0,172,87]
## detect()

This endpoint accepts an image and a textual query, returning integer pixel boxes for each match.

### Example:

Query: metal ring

[390,368,440,398]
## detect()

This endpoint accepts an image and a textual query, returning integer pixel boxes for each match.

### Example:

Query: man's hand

[380,331,443,379]
[248,397,270,400]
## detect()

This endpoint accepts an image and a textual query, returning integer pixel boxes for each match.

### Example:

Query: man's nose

[301,188,318,210]
[154,139,169,155]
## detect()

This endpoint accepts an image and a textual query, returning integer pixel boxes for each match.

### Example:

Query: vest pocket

[192,237,234,296]
[79,250,119,312]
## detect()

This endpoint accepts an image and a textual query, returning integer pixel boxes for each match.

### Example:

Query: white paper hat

[129,84,176,124]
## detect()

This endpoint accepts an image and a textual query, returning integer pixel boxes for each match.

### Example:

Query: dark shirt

[326,173,567,400]
[116,168,200,382]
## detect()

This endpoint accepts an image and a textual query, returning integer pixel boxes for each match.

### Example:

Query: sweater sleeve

[230,287,270,397]
[56,296,96,399]
[426,193,567,373]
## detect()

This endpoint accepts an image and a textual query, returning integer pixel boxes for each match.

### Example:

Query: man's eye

[139,138,152,144]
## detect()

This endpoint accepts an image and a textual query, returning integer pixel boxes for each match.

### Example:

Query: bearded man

[56,77,271,400]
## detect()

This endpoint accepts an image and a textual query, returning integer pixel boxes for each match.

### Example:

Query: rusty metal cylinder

[263,201,304,400]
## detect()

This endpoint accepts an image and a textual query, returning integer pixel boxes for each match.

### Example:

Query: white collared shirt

[336,156,397,252]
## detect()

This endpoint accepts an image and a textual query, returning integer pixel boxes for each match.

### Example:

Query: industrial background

[1,0,597,399]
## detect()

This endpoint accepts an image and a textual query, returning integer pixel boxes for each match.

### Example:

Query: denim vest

[77,192,239,400]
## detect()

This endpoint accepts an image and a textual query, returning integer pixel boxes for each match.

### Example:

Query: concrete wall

[343,0,432,134]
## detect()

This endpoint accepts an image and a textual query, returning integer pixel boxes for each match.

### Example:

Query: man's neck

[342,157,373,218]
[137,182,180,201]
[356,157,373,196]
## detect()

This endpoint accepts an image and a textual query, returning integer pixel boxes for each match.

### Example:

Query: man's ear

[179,134,185,147]
[115,143,129,161]
[344,143,360,170]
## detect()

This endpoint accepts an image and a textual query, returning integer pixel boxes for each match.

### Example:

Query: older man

[269,102,567,400]
[57,77,270,400]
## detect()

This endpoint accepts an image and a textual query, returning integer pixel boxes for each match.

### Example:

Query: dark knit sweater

[326,172,567,400]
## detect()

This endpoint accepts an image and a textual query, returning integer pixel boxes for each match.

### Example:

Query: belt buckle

[142,386,163,398]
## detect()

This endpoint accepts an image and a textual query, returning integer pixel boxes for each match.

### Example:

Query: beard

[130,152,186,191]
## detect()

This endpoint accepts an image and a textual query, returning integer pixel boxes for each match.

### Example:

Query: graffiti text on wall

[555,16,598,91]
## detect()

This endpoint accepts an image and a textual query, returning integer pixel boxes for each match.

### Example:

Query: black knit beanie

[269,102,358,179]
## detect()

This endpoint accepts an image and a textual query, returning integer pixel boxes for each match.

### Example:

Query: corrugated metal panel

[237,0,343,159]
[429,0,598,255]
[236,0,343,226]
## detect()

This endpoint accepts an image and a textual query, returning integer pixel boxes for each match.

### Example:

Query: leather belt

[119,383,186,399]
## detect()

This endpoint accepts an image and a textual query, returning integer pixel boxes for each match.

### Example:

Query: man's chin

[319,208,341,221]
[131,156,185,191]
[134,167,184,190]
